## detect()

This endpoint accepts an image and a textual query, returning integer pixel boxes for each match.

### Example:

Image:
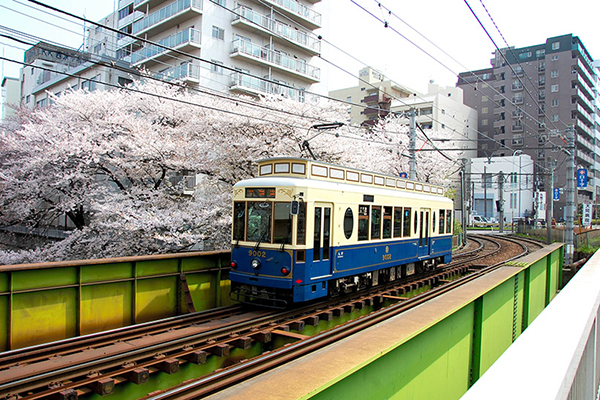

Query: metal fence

[515,224,600,249]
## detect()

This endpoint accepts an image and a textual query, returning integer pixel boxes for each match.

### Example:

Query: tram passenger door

[312,203,333,278]
[418,208,431,257]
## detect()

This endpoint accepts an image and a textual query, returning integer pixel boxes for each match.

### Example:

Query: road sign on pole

[553,187,560,201]
[577,168,588,188]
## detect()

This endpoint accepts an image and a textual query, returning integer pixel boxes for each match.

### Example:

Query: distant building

[470,154,535,222]
[19,42,134,110]
[457,34,599,220]
[1,77,20,120]
[389,83,479,161]
[329,66,419,126]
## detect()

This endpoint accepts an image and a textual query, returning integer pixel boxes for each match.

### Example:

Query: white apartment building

[1,77,20,119]
[88,0,328,102]
[470,154,535,223]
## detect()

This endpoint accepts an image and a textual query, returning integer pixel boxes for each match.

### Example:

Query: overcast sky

[1,0,599,96]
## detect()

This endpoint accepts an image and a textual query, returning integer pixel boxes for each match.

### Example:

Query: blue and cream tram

[229,157,453,307]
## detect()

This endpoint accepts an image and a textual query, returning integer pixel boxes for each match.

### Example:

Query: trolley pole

[565,125,576,265]
[408,110,416,180]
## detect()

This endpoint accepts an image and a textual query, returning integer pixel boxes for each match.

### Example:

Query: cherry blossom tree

[0,80,456,264]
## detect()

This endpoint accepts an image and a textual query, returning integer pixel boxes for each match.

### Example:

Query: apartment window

[551,70,559,78]
[551,41,560,50]
[551,99,559,107]
[117,25,132,40]
[481,173,492,188]
[421,108,432,115]
[551,55,559,61]
[481,119,488,126]
[118,4,133,20]
[551,84,559,92]
[482,95,488,102]
[536,49,545,58]
[519,51,532,59]
[212,0,226,5]
[210,60,224,74]
[36,98,47,108]
[93,44,102,54]
[212,26,225,40]
[482,73,492,80]
[552,115,559,122]
[482,107,488,114]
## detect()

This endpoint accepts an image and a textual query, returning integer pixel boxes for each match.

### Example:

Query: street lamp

[512,150,522,231]
[302,122,344,160]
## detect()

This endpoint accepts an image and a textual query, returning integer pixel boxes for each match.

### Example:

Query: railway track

[0,235,540,400]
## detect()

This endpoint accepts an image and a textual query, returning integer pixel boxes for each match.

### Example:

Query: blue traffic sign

[399,172,408,179]
[577,169,588,188]
[553,188,560,201]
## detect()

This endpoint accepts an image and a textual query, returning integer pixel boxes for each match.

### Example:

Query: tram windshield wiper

[254,216,271,251]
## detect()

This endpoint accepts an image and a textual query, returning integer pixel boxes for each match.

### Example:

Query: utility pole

[546,167,554,244]
[498,171,504,233]
[484,165,488,219]
[565,125,575,266]
[408,109,416,180]
[460,159,467,245]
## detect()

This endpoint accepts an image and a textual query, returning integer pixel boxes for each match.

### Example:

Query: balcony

[132,0,203,37]
[576,103,594,126]
[576,118,594,138]
[574,73,594,101]
[229,72,313,102]
[230,39,320,83]
[573,88,594,113]
[261,0,321,29]
[231,5,320,55]
[511,83,523,91]
[511,68,524,77]
[511,111,523,118]
[155,63,200,83]
[575,58,595,87]
[131,28,201,66]
[511,124,524,132]
[363,94,379,104]
[512,97,523,105]
[577,134,595,153]
[134,0,172,12]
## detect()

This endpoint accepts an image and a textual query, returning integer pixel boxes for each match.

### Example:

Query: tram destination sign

[245,188,276,198]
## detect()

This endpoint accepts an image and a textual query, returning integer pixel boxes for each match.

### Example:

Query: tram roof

[255,157,447,197]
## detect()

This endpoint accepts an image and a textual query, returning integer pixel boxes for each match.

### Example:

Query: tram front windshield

[234,201,293,245]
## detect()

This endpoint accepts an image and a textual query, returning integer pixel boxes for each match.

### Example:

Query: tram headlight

[251,259,261,269]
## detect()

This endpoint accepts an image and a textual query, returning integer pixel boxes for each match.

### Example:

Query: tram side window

[273,203,292,245]
[383,207,392,239]
[446,210,452,234]
[247,201,272,243]
[296,202,307,245]
[439,210,445,234]
[432,212,436,233]
[403,207,411,237]
[413,211,418,234]
[371,206,381,239]
[393,207,403,238]
[233,202,245,240]
[358,205,370,241]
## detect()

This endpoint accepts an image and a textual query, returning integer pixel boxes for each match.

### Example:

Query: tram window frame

[413,211,418,234]
[371,206,382,239]
[296,202,307,245]
[439,209,446,234]
[246,201,272,243]
[393,207,403,238]
[343,207,354,239]
[446,210,452,234]
[432,212,436,233]
[233,201,246,241]
[358,205,370,241]
[403,207,411,237]
[273,202,292,245]
[382,206,392,239]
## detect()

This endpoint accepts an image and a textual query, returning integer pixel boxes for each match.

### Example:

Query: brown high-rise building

[457,34,597,220]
